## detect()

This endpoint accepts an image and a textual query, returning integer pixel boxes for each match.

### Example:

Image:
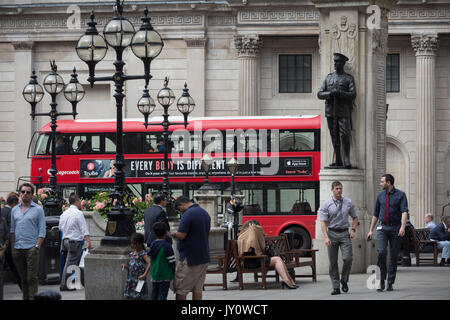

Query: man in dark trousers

[367,174,408,292]
[1,194,21,289]
[144,194,171,247]
[318,53,356,168]
[429,216,450,266]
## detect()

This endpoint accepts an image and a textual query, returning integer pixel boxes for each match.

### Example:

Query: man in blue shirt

[367,174,408,292]
[170,196,210,300]
[10,183,46,300]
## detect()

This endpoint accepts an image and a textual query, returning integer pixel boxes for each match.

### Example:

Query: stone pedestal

[196,187,227,256]
[84,245,151,300]
[313,169,377,275]
[83,211,106,249]
[196,187,221,227]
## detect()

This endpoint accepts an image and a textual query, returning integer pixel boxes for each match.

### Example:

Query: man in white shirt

[424,213,437,229]
[58,193,91,291]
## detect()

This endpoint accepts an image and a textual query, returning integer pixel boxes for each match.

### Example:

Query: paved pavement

[3,263,450,300]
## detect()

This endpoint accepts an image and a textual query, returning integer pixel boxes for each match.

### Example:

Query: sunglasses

[20,190,32,195]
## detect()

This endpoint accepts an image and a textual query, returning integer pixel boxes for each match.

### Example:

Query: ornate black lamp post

[138,78,195,221]
[75,1,163,245]
[22,61,85,216]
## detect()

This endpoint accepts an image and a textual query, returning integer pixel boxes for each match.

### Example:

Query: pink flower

[113,199,118,206]
[38,188,44,195]
[41,194,48,199]
[81,200,86,206]
[132,198,138,204]
[95,202,104,210]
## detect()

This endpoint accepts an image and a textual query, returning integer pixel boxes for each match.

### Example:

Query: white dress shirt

[58,205,90,241]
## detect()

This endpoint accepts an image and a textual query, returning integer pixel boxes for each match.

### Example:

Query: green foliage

[80,192,153,225]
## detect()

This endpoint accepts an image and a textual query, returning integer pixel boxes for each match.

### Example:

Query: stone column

[234,35,262,116]
[185,38,207,117]
[411,34,439,227]
[13,42,34,183]
[312,0,397,274]
[196,187,227,256]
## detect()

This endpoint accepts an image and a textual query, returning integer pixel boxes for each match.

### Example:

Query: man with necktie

[367,174,408,292]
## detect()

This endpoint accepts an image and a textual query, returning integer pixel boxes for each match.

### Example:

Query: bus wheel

[283,226,311,257]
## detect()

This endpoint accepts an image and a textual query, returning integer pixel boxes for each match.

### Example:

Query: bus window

[71,135,97,153]
[241,185,263,215]
[91,135,100,152]
[105,134,116,153]
[35,133,50,155]
[280,186,315,214]
[279,130,315,151]
[203,130,222,155]
[144,133,162,153]
[267,189,277,213]
[225,129,259,153]
[237,129,258,153]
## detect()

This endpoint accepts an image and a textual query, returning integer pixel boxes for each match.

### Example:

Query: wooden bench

[410,228,439,266]
[205,234,317,290]
[264,234,317,283]
[204,240,238,290]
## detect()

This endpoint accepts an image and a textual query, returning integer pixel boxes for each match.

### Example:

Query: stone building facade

[0,0,449,227]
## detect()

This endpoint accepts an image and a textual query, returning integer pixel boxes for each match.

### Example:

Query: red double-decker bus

[29,115,320,250]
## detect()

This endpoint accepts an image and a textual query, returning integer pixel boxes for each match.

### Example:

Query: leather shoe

[387,283,393,291]
[331,288,341,295]
[377,281,385,292]
[341,281,349,293]
[230,277,239,283]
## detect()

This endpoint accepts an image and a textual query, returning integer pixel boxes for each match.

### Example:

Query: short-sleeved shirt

[177,204,211,266]
[319,196,357,229]
[373,188,408,225]
[10,201,46,249]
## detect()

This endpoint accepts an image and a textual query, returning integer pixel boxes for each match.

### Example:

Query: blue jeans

[377,224,402,285]
[151,281,170,300]
[436,241,450,259]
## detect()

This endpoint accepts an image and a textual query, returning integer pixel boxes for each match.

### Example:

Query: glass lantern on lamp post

[22,61,85,216]
[138,78,195,221]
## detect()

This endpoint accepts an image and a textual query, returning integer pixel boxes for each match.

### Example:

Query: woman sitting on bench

[238,220,298,289]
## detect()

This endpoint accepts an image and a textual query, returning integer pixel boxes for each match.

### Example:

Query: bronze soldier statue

[318,53,356,169]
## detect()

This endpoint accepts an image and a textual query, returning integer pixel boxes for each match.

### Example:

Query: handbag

[264,243,278,258]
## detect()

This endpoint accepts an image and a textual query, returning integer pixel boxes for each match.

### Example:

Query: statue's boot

[342,136,351,169]
[330,147,343,167]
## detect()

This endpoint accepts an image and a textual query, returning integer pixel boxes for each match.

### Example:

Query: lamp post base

[102,207,135,246]
[43,196,63,217]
